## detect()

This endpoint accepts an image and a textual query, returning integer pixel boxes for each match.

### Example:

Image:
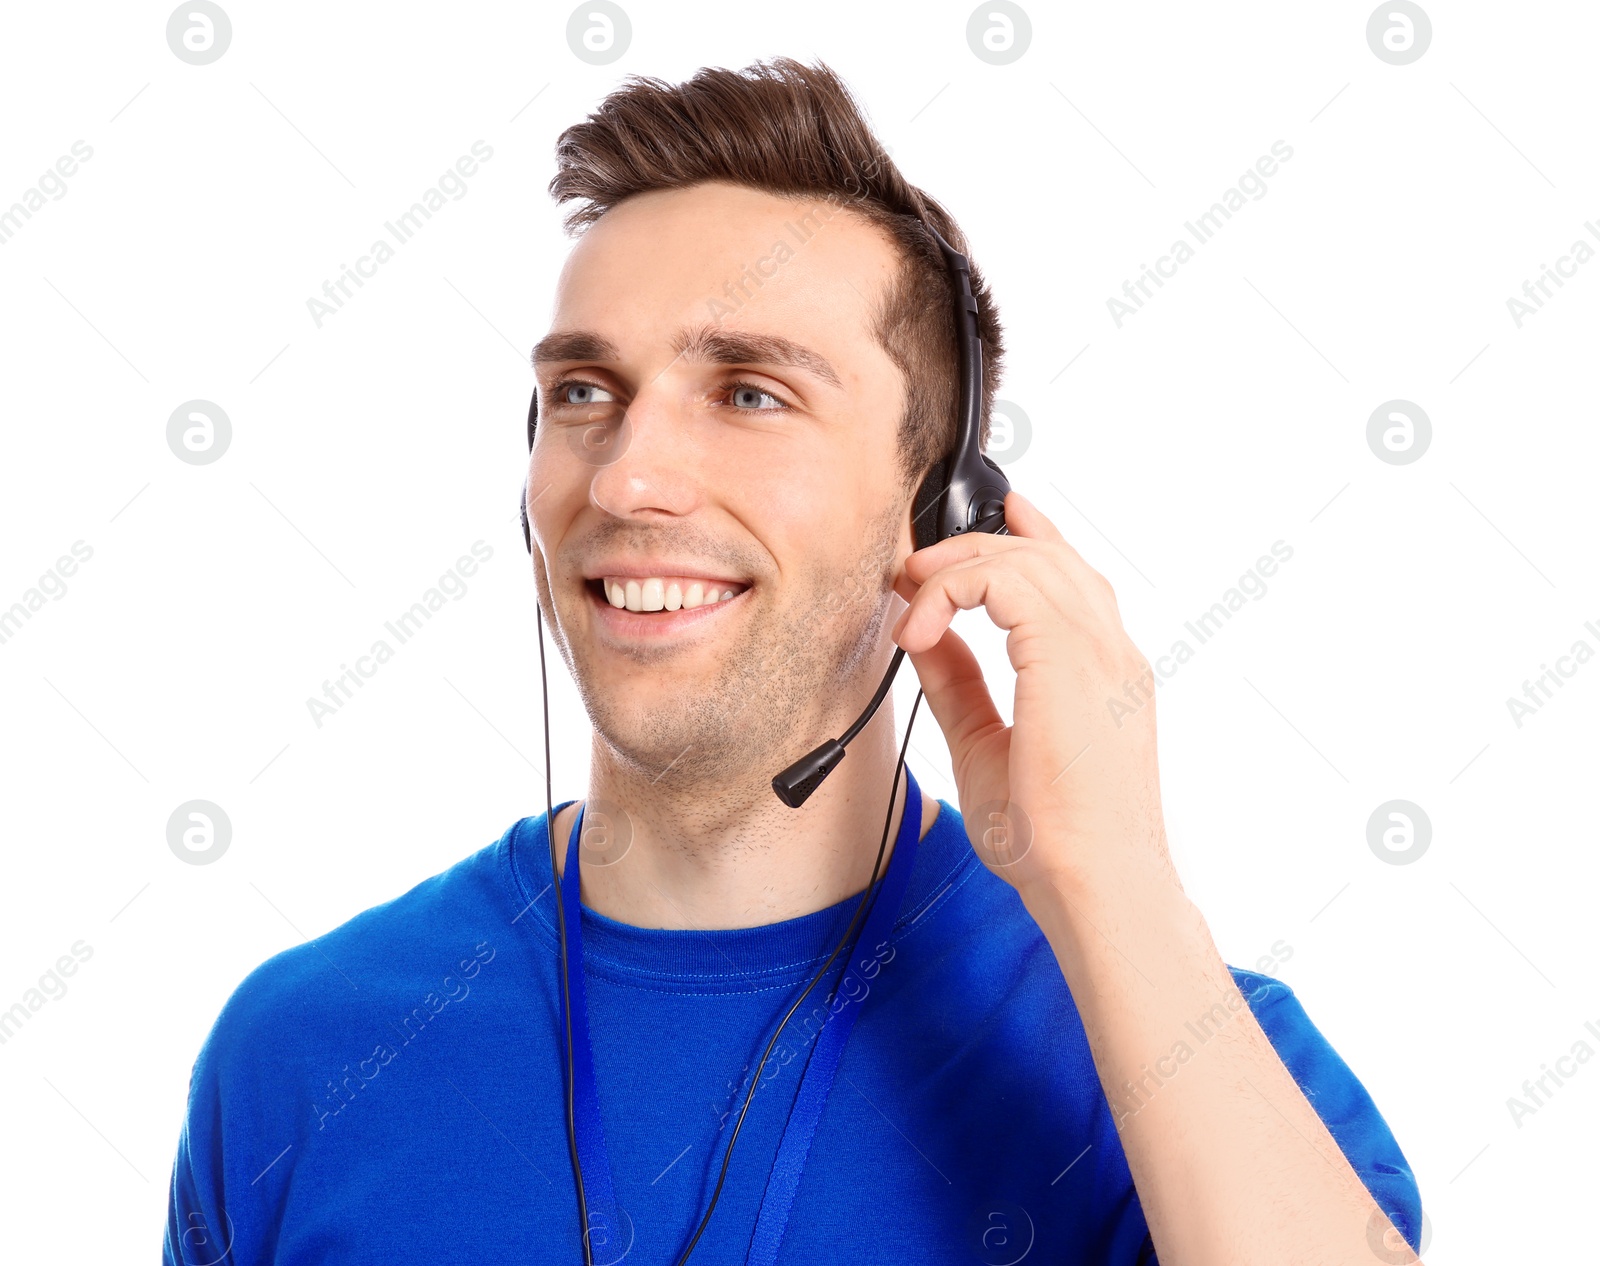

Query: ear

[910,457,947,553]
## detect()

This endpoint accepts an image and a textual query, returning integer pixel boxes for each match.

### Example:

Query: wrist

[1017,856,1196,951]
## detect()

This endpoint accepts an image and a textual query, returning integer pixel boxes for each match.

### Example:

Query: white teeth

[599,577,742,613]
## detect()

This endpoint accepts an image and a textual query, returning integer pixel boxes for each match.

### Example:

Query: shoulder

[1226,966,1423,1245]
[165,821,534,1262]
[187,821,524,1096]
[1226,966,1406,1142]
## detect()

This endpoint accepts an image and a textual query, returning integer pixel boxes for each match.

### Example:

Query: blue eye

[730,383,785,410]
[561,382,615,405]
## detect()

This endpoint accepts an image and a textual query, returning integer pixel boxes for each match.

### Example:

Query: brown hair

[547,57,1005,489]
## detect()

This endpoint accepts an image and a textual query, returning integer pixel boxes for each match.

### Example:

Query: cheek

[526,449,590,550]
[740,456,850,587]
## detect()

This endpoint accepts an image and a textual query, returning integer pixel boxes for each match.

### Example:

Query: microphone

[771,649,906,808]
[768,515,1009,810]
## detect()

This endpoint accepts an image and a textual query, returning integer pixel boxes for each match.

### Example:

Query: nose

[585,377,700,524]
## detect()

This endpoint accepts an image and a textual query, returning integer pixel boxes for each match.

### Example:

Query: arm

[892,490,1421,1266]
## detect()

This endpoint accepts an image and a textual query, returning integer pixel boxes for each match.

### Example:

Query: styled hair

[547,57,1005,488]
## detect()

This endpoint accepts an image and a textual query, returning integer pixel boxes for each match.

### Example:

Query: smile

[594,575,749,612]
[584,577,749,639]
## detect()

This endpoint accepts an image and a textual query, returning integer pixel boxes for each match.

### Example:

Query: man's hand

[891,488,1423,1265]
[892,489,1176,906]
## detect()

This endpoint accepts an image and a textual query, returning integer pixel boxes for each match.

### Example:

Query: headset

[521,220,1011,1265]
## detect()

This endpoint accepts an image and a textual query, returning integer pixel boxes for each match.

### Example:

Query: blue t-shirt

[163,793,1422,1264]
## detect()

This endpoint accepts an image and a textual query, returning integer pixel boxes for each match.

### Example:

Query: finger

[900,491,1073,585]
[895,542,1024,604]
[902,623,1004,762]
[918,545,1117,630]
[898,493,1116,619]
[902,525,1027,588]
[1000,489,1068,545]
[893,555,1054,654]
[1015,494,1121,599]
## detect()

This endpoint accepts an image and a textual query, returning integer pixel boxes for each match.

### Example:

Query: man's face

[527,180,914,790]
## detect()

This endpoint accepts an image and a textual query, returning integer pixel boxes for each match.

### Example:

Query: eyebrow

[672,326,841,388]
[530,325,841,389]
[530,330,620,364]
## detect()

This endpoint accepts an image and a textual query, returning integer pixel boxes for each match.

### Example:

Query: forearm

[1022,862,1416,1266]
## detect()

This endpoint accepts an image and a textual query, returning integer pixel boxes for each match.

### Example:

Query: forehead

[551,182,901,352]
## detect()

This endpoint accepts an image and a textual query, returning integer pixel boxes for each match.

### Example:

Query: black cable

[838,646,905,748]
[539,596,924,1265]
[539,603,595,1266]
[673,683,925,1265]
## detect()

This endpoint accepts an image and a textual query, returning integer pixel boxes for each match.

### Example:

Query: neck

[551,701,938,930]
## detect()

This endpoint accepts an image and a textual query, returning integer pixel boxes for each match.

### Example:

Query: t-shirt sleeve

[164,1103,232,1265]
[162,952,307,1266]
[1124,966,1423,1264]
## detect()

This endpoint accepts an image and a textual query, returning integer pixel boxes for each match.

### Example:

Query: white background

[0,1,1594,1261]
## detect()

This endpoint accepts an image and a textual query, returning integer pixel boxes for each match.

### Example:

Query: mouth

[586,575,750,612]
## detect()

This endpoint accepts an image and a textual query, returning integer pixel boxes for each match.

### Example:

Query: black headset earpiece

[521,386,538,554]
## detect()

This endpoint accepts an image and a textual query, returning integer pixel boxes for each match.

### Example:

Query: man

[165,59,1423,1265]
